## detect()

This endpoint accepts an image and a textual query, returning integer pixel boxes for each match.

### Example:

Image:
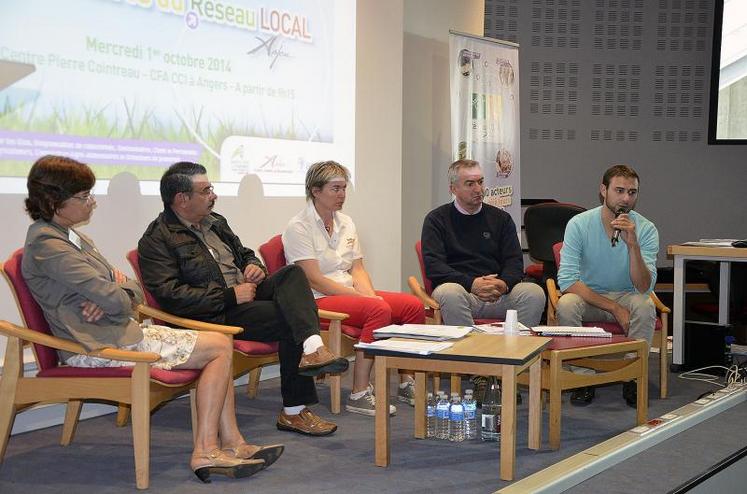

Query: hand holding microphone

[610,206,629,247]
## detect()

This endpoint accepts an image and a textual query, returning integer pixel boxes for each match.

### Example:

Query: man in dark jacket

[138,162,348,436]
[421,159,545,327]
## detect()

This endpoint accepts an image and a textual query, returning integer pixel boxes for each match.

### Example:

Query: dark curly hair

[25,155,96,221]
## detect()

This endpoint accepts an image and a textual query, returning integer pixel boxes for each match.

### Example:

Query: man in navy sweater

[421,159,545,328]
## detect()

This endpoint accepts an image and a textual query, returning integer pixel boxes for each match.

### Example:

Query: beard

[605,197,635,215]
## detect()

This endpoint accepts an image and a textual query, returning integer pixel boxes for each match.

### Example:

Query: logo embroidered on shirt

[482,232,491,239]
[346,237,355,248]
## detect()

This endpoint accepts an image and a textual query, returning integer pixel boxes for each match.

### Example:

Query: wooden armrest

[546,278,561,310]
[407,276,440,310]
[318,309,348,321]
[0,320,160,363]
[136,304,242,335]
[86,347,161,363]
[649,292,671,314]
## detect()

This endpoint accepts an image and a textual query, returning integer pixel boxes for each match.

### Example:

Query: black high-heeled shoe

[223,443,285,469]
[192,449,265,483]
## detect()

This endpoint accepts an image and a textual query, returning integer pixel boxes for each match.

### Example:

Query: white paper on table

[472,321,530,335]
[372,324,472,341]
[355,338,454,355]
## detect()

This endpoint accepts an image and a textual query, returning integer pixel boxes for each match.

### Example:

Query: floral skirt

[65,324,199,370]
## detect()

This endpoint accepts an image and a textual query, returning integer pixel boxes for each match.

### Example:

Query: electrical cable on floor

[679,361,745,392]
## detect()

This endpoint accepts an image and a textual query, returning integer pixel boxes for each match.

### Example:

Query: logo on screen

[248,35,291,69]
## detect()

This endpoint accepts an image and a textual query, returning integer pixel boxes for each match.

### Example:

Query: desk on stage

[667,244,747,367]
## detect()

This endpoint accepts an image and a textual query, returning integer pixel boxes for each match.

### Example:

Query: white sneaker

[346,385,396,416]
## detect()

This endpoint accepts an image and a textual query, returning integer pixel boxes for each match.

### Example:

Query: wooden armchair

[258,235,353,414]
[126,250,279,402]
[546,242,672,398]
[0,248,240,489]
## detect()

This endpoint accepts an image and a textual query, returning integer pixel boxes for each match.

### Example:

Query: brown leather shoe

[276,407,337,436]
[298,345,349,376]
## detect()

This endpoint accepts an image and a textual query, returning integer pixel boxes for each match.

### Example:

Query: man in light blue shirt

[556,164,659,407]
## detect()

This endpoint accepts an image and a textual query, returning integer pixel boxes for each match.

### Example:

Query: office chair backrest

[524,203,586,264]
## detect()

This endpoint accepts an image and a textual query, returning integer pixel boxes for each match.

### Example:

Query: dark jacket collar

[161,206,226,232]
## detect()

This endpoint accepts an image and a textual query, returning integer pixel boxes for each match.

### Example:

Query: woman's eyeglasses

[70,192,95,203]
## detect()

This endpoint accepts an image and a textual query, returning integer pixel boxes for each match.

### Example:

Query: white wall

[0,0,404,383]
[401,0,485,288]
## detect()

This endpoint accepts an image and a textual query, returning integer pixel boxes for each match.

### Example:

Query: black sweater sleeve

[494,213,524,291]
[421,208,475,292]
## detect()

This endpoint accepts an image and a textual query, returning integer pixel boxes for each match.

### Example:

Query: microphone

[610,207,628,247]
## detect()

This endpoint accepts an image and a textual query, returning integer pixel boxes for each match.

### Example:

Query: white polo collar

[307,201,339,235]
[453,199,482,215]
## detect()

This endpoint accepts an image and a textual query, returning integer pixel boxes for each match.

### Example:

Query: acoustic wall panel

[483,0,747,259]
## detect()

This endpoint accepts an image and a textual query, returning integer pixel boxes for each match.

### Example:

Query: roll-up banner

[449,31,520,231]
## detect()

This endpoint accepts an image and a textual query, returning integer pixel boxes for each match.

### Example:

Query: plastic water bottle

[481,376,501,441]
[463,390,478,440]
[435,392,450,440]
[448,394,465,442]
[426,392,436,439]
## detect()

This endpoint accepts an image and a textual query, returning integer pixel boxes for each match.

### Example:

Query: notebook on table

[531,326,612,338]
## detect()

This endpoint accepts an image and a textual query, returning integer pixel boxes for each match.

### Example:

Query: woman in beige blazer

[21,155,283,482]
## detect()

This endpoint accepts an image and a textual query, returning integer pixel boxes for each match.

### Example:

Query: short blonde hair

[305,160,350,201]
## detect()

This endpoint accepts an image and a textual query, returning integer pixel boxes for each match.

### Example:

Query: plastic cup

[504,309,518,334]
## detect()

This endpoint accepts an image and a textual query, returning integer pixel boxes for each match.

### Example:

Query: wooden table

[362,333,551,481]
[667,245,747,367]
[518,335,649,450]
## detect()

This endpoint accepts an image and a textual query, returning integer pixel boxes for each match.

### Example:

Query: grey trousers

[432,282,546,327]
[556,291,656,345]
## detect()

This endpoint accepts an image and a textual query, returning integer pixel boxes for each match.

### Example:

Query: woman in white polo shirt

[282,161,425,417]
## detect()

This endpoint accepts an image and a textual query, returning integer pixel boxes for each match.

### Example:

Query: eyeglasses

[190,185,215,196]
[70,192,95,203]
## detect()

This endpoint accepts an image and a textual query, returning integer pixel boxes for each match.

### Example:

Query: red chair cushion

[320,321,361,339]
[525,263,544,281]
[258,235,287,275]
[583,318,662,334]
[415,241,434,295]
[3,249,60,371]
[233,340,279,355]
[37,366,200,385]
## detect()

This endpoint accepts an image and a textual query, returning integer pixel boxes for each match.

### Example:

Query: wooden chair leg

[659,313,669,399]
[548,353,562,450]
[131,363,150,490]
[189,388,198,446]
[327,320,343,414]
[450,374,461,396]
[0,336,22,462]
[116,404,131,427]
[246,367,262,399]
[61,400,83,446]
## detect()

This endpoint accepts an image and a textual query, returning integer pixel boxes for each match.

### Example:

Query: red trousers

[315,290,426,343]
